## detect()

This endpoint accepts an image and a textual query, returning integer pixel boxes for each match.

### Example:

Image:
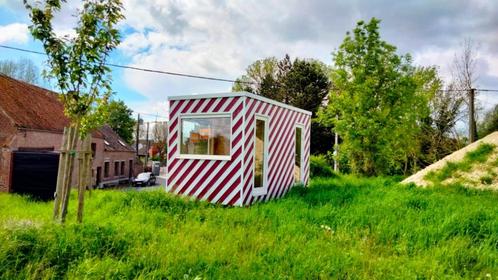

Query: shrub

[310,155,336,178]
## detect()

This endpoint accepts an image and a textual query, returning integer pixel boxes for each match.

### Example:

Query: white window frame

[294,123,305,184]
[177,112,233,161]
[252,114,270,196]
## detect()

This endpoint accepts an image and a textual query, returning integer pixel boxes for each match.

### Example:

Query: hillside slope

[403,132,498,189]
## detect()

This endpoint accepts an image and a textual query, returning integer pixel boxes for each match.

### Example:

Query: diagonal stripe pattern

[167,94,310,206]
[241,97,310,206]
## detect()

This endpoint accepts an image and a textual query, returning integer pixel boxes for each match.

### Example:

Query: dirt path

[402,132,498,187]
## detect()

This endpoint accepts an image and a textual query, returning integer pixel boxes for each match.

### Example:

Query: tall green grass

[0,176,497,279]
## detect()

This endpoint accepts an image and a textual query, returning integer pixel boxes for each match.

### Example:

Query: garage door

[11,151,59,200]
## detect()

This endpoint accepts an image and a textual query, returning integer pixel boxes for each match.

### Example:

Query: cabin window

[120,161,125,175]
[294,125,304,182]
[180,114,231,159]
[114,161,119,177]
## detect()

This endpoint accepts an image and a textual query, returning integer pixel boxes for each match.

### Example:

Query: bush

[310,155,336,178]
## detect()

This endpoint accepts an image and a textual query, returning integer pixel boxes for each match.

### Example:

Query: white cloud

[0,23,29,44]
[3,0,498,115]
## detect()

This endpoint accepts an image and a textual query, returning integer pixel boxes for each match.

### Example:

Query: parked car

[133,172,156,187]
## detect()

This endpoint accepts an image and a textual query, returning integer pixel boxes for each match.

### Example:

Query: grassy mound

[1,176,497,279]
[425,143,498,189]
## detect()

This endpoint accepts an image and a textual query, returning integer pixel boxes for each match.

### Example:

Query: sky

[1,0,498,122]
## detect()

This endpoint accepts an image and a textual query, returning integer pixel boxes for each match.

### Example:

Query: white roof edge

[167,91,312,116]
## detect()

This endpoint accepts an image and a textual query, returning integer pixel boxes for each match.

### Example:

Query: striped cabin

[166,92,311,206]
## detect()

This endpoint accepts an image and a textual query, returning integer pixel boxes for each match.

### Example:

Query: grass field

[0,176,497,279]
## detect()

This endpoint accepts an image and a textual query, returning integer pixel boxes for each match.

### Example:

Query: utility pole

[135,114,140,157]
[469,88,477,143]
[145,122,150,169]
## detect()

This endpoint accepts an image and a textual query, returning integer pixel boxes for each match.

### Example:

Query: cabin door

[253,115,269,195]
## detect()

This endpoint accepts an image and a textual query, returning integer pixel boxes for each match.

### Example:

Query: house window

[180,114,231,158]
[104,162,110,178]
[91,143,96,158]
[120,161,125,175]
[114,161,119,177]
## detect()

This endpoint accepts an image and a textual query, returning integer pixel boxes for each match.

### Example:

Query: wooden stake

[61,124,79,223]
[53,127,68,220]
[77,136,91,223]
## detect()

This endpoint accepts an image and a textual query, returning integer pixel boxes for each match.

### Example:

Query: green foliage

[320,18,433,176]
[1,176,498,279]
[234,54,332,154]
[107,100,135,144]
[310,155,336,178]
[24,0,124,137]
[234,55,330,118]
[418,82,465,168]
[0,58,39,84]
[478,104,498,138]
[425,144,496,183]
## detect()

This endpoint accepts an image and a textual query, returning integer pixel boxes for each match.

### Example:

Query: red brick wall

[1,129,136,191]
[98,151,136,184]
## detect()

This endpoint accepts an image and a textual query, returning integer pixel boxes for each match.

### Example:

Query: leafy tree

[0,58,39,84]
[232,57,278,97]
[24,0,124,223]
[478,105,498,138]
[418,79,465,166]
[107,100,135,144]
[280,58,330,117]
[234,55,332,154]
[320,18,432,176]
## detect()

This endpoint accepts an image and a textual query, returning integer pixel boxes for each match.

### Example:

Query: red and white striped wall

[167,92,311,206]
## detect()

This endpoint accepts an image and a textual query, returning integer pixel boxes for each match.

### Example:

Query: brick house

[0,74,136,193]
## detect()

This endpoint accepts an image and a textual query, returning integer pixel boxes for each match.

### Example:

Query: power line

[477,89,498,93]
[0,44,252,84]
[132,111,168,119]
[1,44,498,93]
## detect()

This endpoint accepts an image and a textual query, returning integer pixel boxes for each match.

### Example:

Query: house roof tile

[0,73,69,131]
[0,74,133,153]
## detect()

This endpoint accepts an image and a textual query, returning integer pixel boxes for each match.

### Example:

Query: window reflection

[180,117,231,156]
[254,119,266,189]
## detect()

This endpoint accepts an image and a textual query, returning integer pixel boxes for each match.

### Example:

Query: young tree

[24,0,124,223]
[0,58,39,84]
[151,121,168,162]
[107,100,135,144]
[452,39,480,141]
[320,18,431,175]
